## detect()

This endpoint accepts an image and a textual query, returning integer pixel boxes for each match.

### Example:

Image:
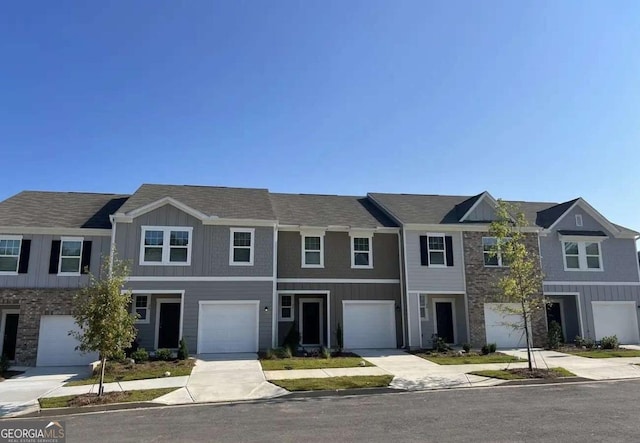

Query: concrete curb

[500,376,593,386]
[16,401,164,418]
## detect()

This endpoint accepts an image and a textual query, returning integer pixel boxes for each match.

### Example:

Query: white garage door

[343,301,396,349]
[36,315,99,366]
[484,303,529,349]
[592,302,640,344]
[198,301,259,353]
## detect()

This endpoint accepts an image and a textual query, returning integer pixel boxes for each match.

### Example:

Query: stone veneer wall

[463,232,547,347]
[0,288,78,366]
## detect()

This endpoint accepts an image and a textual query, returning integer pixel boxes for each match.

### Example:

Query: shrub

[264,348,276,360]
[574,336,584,347]
[130,348,149,363]
[0,354,10,373]
[125,339,139,358]
[601,335,619,350]
[274,347,292,359]
[284,323,301,353]
[481,344,490,355]
[584,338,595,349]
[336,323,344,353]
[431,335,448,353]
[155,348,173,361]
[177,338,189,360]
[320,346,331,359]
[488,343,497,354]
[547,321,563,350]
[462,343,471,353]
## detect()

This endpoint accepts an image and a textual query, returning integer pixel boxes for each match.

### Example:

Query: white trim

[418,294,427,320]
[279,293,294,321]
[350,234,374,269]
[327,292,331,349]
[58,236,83,276]
[299,298,324,346]
[403,223,541,233]
[0,309,19,359]
[545,298,567,340]
[229,228,255,266]
[591,300,638,305]
[0,235,22,275]
[123,289,186,294]
[278,225,400,234]
[544,281,640,286]
[122,197,212,221]
[545,198,621,236]
[132,294,151,324]
[276,278,400,284]
[342,300,396,305]
[196,300,260,354]
[139,226,193,266]
[458,191,498,222]
[561,240,603,272]
[154,298,182,350]
[543,291,583,338]
[109,215,117,274]
[127,276,274,282]
[409,290,465,295]
[0,227,111,236]
[432,298,457,344]
[559,234,608,243]
[277,290,331,295]
[575,214,583,227]
[426,233,446,268]
[301,232,325,268]
[205,218,277,227]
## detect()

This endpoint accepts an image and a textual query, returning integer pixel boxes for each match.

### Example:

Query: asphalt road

[9,380,640,442]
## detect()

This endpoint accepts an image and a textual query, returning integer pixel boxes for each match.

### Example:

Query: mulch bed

[69,392,131,407]
[507,368,564,379]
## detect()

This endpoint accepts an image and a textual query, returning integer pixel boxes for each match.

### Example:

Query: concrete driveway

[0,366,90,417]
[157,353,287,405]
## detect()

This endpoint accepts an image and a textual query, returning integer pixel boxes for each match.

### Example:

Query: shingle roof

[118,184,276,220]
[270,193,397,228]
[0,191,129,229]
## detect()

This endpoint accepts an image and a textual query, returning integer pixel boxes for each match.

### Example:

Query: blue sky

[1,1,639,232]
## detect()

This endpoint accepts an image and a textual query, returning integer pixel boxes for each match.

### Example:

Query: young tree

[70,255,137,395]
[489,200,545,371]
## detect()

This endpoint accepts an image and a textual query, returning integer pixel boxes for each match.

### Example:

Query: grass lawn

[562,349,640,358]
[469,367,576,380]
[39,388,177,409]
[271,375,393,391]
[65,359,195,386]
[260,356,372,371]
[417,352,524,365]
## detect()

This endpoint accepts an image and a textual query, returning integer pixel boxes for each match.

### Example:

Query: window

[351,235,373,268]
[427,235,446,266]
[482,237,509,267]
[575,214,583,227]
[280,294,293,321]
[0,236,21,273]
[133,295,150,323]
[230,228,254,265]
[563,241,602,271]
[59,237,83,275]
[419,295,427,319]
[140,226,193,265]
[302,234,324,268]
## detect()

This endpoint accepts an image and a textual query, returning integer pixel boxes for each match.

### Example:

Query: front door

[435,302,455,343]
[546,302,564,336]
[300,299,322,345]
[158,303,180,349]
[2,313,19,360]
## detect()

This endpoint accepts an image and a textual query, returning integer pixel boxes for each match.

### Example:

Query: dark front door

[2,313,19,360]
[547,302,563,331]
[435,302,455,343]
[301,301,321,345]
[158,303,180,349]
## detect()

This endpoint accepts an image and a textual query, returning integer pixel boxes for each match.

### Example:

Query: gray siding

[125,280,273,352]
[544,283,640,341]
[404,230,465,292]
[276,282,402,348]
[546,295,580,342]
[465,199,496,221]
[115,205,274,277]
[277,231,399,279]
[0,233,110,288]
[541,207,639,282]
[419,293,468,347]
[133,293,183,350]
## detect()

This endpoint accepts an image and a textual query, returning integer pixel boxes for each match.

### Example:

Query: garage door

[484,303,529,349]
[36,315,99,366]
[592,302,640,344]
[343,301,396,349]
[198,301,259,353]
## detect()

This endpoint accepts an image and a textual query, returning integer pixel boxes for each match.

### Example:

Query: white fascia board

[0,226,112,236]
[402,223,540,233]
[204,218,277,227]
[125,197,212,221]
[558,234,608,243]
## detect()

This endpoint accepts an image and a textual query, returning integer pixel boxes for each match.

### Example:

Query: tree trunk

[522,301,532,371]
[98,356,107,397]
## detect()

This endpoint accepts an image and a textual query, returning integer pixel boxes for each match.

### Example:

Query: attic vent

[575,214,583,227]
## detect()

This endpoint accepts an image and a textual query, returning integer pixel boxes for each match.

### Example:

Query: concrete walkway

[264,366,388,380]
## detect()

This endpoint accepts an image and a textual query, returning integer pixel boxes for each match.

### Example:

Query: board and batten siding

[540,207,640,282]
[0,233,110,288]
[276,282,402,348]
[418,293,468,347]
[404,230,465,292]
[115,204,274,277]
[126,280,273,352]
[277,231,400,279]
[543,283,640,341]
[464,199,496,222]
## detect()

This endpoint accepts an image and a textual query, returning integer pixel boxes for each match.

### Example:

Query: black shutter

[18,239,31,274]
[420,235,429,266]
[49,240,61,274]
[81,241,92,274]
[445,236,454,267]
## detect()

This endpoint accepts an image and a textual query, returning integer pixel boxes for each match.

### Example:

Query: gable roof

[0,191,129,229]
[270,193,397,229]
[117,184,276,221]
